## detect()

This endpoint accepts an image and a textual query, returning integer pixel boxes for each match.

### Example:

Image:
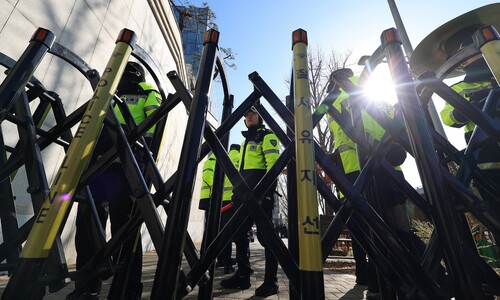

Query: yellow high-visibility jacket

[240,126,280,172]
[200,154,216,201]
[440,80,492,141]
[113,82,162,135]
[222,148,241,203]
[238,125,280,199]
[327,76,401,175]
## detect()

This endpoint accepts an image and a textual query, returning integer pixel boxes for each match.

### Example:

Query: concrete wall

[0,0,206,263]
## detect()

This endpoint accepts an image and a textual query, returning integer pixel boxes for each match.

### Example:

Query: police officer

[326,68,423,296]
[69,61,161,300]
[114,62,162,144]
[199,147,240,273]
[409,5,500,246]
[438,28,496,144]
[220,107,281,297]
[326,71,368,288]
[440,53,500,231]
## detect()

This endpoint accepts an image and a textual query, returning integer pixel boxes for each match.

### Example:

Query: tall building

[173,4,220,119]
[173,5,209,86]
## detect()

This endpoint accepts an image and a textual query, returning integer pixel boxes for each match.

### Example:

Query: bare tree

[169,1,217,31]
[311,46,352,215]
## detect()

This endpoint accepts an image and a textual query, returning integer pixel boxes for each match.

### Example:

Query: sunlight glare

[363,65,398,105]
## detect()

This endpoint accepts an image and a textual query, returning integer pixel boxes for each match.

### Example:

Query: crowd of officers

[198,15,500,299]
[66,9,500,299]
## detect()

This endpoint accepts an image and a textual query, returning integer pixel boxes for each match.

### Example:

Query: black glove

[231,194,242,206]
[386,142,407,166]
[451,108,468,123]
[198,199,209,211]
[263,181,278,202]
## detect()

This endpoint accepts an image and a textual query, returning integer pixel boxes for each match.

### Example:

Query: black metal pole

[0,28,55,122]
[0,129,19,269]
[1,28,137,300]
[151,29,219,300]
[382,27,485,299]
[197,92,234,299]
[286,92,300,299]
[15,91,69,293]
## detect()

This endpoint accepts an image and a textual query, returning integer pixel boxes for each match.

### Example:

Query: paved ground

[0,239,369,299]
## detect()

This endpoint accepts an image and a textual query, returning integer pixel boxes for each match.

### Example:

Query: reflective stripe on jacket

[200,154,216,200]
[113,82,162,135]
[223,148,240,201]
[240,126,280,172]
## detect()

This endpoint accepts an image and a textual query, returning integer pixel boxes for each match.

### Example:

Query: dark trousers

[218,202,234,266]
[351,227,369,283]
[474,141,500,244]
[344,172,371,284]
[75,200,108,294]
[345,170,418,287]
[74,164,143,297]
[233,199,278,283]
[200,200,234,267]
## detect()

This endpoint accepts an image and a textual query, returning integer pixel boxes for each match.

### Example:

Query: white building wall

[0,0,206,263]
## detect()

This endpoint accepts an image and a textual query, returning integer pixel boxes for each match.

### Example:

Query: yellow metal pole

[3,28,138,299]
[22,30,136,258]
[474,26,500,86]
[292,28,325,299]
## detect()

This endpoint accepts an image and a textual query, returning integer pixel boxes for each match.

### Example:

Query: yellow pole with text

[292,28,325,299]
[2,28,137,299]
[474,26,500,86]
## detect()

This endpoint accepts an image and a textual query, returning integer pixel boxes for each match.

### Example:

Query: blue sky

[179,1,496,187]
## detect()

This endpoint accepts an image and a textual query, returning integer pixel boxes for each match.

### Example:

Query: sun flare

[363,66,398,105]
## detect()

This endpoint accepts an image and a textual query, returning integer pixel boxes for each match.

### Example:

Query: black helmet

[230,144,241,151]
[124,61,145,83]
[409,4,500,78]
[329,68,353,81]
[327,68,353,94]
[442,28,492,80]
[117,62,145,95]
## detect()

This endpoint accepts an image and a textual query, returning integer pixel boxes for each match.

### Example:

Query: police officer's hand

[231,194,242,206]
[386,142,407,166]
[261,191,275,203]
[451,108,469,123]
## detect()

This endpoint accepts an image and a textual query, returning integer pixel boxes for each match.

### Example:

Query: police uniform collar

[242,125,265,137]
[117,83,144,97]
